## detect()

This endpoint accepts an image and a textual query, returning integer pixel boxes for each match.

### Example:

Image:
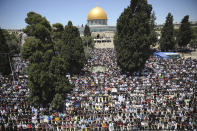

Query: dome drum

[88,19,107,26]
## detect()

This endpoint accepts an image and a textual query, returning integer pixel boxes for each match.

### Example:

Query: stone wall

[93,31,115,48]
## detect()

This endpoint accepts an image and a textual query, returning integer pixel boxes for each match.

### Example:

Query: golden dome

[87,6,107,20]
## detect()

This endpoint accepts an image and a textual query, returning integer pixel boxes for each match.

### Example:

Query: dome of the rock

[87,6,108,26]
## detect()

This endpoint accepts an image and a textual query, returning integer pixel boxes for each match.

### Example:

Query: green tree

[191,27,197,39]
[81,36,94,59]
[84,25,91,36]
[82,36,94,48]
[23,12,51,42]
[174,29,179,38]
[50,93,64,111]
[115,0,152,73]
[51,23,64,55]
[150,11,158,46]
[21,37,42,60]
[82,36,94,59]
[177,15,192,48]
[61,21,86,74]
[2,30,20,54]
[49,56,71,94]
[159,13,175,51]
[0,29,20,76]
[189,39,197,50]
[0,28,11,75]
[22,12,72,107]
[51,23,64,40]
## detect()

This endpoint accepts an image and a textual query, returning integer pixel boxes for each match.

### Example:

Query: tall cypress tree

[51,23,64,54]
[159,13,175,51]
[61,21,86,74]
[22,12,54,105]
[84,25,91,37]
[115,0,152,73]
[22,12,72,107]
[177,15,192,48]
[150,11,158,46]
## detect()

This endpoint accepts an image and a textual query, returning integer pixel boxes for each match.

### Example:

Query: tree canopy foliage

[191,27,197,40]
[150,11,158,46]
[115,0,153,73]
[0,28,20,76]
[159,13,175,51]
[21,12,75,108]
[61,21,86,74]
[177,15,192,48]
[82,36,94,59]
[0,28,11,76]
[84,25,91,37]
[50,93,64,111]
[2,30,20,54]
[82,36,94,48]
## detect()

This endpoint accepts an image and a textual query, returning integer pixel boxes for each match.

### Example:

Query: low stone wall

[94,42,114,48]
[182,49,197,59]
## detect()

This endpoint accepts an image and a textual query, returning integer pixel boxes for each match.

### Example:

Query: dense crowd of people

[0,48,197,130]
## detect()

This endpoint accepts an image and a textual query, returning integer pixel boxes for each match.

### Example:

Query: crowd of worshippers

[0,49,196,130]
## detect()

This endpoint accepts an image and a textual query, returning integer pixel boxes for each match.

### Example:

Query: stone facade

[92,31,115,49]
